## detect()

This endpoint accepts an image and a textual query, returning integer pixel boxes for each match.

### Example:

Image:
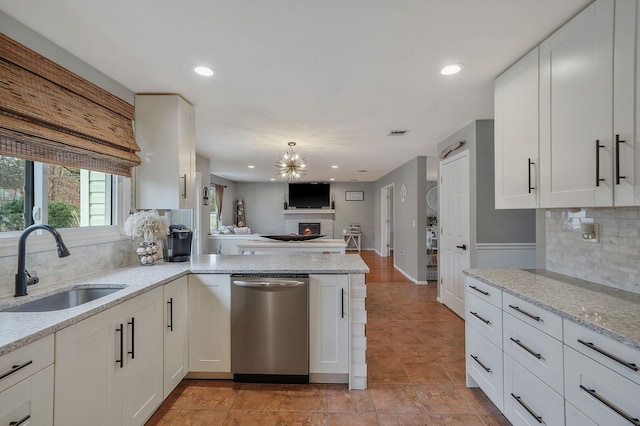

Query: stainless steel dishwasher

[231,274,309,383]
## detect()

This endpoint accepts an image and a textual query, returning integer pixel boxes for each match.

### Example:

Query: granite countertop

[464,269,640,350]
[0,254,369,356]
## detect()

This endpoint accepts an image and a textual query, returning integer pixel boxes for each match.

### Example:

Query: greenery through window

[0,155,113,232]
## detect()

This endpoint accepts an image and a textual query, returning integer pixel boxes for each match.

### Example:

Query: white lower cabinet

[54,287,164,426]
[565,346,640,426]
[566,401,598,426]
[163,276,189,397]
[465,325,503,411]
[503,354,565,426]
[188,274,231,373]
[309,274,349,378]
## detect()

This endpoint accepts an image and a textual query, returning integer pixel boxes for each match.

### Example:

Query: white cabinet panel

[465,276,502,308]
[495,47,539,209]
[188,274,231,373]
[566,401,598,426]
[465,325,503,411]
[502,292,563,340]
[164,276,189,397]
[466,292,503,347]
[0,364,53,426]
[0,334,53,394]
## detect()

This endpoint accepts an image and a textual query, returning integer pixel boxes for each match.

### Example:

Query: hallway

[147,251,509,425]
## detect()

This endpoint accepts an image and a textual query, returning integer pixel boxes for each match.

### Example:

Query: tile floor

[146,252,510,425]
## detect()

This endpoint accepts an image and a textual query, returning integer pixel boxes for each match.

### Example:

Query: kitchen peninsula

[236,238,347,254]
[0,254,369,425]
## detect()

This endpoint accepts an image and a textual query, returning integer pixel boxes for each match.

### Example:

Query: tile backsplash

[546,208,640,294]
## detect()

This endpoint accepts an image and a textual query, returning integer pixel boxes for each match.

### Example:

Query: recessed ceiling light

[332,165,339,169]
[193,65,215,77]
[248,165,255,169]
[270,178,276,181]
[441,64,462,76]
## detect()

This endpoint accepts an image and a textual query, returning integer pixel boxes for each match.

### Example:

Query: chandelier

[276,141,306,181]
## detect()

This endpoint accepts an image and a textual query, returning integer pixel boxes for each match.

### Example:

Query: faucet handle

[25,270,39,286]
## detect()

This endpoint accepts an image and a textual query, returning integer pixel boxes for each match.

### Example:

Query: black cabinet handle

[469,311,491,325]
[596,139,605,187]
[578,339,638,371]
[116,324,124,368]
[181,174,187,199]
[469,285,489,296]
[508,304,540,322]
[456,244,467,250]
[580,385,640,426]
[616,134,626,185]
[511,393,543,424]
[470,354,491,373]
[0,360,33,381]
[168,297,174,331]
[9,415,31,426]
[528,158,535,193]
[510,337,542,360]
[341,288,344,319]
[128,317,135,359]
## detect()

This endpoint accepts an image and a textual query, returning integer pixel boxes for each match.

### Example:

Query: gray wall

[373,156,428,281]
[437,120,535,267]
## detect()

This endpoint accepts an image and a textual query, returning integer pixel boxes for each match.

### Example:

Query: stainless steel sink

[2,286,127,312]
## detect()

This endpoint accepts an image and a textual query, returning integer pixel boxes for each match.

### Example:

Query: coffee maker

[163,224,192,262]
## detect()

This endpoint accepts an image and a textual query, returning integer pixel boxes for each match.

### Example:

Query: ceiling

[1,0,592,182]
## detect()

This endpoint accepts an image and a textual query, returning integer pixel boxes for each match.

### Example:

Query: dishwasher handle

[232,280,307,288]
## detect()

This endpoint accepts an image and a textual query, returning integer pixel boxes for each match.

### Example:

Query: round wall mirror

[427,186,437,211]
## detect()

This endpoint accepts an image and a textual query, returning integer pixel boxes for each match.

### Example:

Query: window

[210,185,219,232]
[0,155,113,232]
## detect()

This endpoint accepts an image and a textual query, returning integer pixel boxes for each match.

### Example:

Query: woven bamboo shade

[0,33,140,176]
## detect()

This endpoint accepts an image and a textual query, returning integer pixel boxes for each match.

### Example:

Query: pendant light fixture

[276,141,306,181]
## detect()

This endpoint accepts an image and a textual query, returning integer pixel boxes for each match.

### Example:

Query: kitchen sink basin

[2,286,127,312]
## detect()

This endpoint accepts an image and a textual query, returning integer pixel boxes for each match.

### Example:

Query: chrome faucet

[15,224,70,297]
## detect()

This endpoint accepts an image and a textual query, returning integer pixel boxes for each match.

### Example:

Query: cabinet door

[119,287,164,426]
[178,98,196,210]
[309,275,349,376]
[540,0,615,207]
[0,364,54,426]
[188,274,231,373]
[55,304,121,426]
[164,276,189,397]
[495,47,539,209]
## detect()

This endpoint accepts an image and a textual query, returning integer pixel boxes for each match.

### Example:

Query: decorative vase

[284,201,288,210]
[135,241,159,265]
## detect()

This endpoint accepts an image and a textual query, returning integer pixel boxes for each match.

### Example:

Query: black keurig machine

[163,224,193,262]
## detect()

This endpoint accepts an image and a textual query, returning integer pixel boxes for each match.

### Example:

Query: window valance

[0,33,141,176]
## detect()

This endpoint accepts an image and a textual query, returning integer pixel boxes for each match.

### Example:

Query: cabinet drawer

[565,401,598,426]
[465,325,503,411]
[565,346,640,426]
[0,364,54,426]
[564,319,640,386]
[503,292,562,340]
[503,312,564,395]
[0,334,54,394]
[466,292,502,347]
[465,276,502,308]
[504,354,565,426]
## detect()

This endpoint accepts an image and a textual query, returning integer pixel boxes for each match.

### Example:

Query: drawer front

[503,292,562,340]
[564,319,640,386]
[503,312,564,394]
[504,354,565,426]
[565,346,640,426]
[0,334,54,394]
[465,276,502,308]
[0,364,54,426]
[465,325,504,411]
[466,292,503,347]
[565,402,598,426]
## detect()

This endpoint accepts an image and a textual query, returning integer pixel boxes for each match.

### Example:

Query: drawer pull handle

[510,338,542,360]
[128,317,135,359]
[469,285,489,296]
[508,304,540,322]
[470,354,491,373]
[167,297,174,331]
[578,339,638,372]
[9,415,31,426]
[116,324,124,368]
[0,360,33,381]
[511,393,543,424]
[579,385,640,426]
[469,311,491,325]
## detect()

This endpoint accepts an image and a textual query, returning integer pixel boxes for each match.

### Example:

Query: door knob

[456,244,467,250]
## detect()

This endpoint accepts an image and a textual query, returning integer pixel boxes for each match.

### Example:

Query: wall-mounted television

[288,183,330,208]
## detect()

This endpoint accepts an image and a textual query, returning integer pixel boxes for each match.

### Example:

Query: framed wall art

[345,191,364,201]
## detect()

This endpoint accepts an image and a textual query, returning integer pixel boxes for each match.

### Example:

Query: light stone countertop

[0,254,369,356]
[464,269,640,350]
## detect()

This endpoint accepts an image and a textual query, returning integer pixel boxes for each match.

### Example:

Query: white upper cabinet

[495,48,540,209]
[134,94,196,210]
[540,0,615,208]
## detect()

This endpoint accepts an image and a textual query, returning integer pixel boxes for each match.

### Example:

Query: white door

[439,151,470,318]
[380,184,393,257]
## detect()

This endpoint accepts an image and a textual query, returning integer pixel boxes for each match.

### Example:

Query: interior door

[380,185,393,257]
[439,151,470,318]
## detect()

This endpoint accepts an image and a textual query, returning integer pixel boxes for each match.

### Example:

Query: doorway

[380,184,394,257]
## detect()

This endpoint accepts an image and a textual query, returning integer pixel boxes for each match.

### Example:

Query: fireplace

[299,222,321,235]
